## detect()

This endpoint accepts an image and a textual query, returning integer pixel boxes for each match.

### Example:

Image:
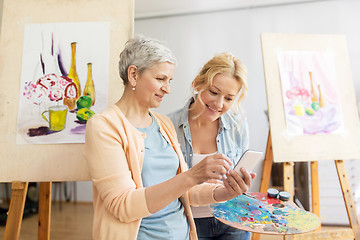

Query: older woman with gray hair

[85,35,253,240]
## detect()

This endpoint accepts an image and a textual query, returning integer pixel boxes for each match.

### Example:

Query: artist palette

[210,192,320,235]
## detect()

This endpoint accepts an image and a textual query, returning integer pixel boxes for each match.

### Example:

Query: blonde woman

[169,53,253,240]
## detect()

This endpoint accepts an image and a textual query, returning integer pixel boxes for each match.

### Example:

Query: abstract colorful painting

[16,22,110,144]
[277,51,344,135]
[210,192,320,235]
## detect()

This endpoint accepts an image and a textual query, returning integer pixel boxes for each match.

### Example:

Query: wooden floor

[0,201,352,240]
[0,202,93,240]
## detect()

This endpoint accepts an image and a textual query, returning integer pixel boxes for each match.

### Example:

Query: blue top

[168,97,249,168]
[137,114,189,240]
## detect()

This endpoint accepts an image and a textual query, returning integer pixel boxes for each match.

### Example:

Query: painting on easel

[277,51,344,136]
[0,0,132,182]
[16,22,110,144]
[261,33,360,163]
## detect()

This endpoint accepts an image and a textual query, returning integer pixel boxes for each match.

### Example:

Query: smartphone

[233,150,263,178]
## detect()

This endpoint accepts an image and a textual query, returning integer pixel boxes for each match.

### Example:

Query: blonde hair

[191,52,248,114]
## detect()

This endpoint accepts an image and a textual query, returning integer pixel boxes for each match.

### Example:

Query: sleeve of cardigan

[187,182,223,207]
[85,114,151,223]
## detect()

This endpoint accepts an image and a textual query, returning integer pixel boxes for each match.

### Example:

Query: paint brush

[242,192,256,199]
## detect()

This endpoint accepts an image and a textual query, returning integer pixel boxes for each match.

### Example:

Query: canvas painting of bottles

[277,51,345,135]
[16,22,110,144]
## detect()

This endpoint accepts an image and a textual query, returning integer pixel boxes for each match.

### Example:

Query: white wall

[49,0,360,205]
[134,0,360,193]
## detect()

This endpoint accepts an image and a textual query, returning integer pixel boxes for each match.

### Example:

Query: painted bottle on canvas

[83,63,95,106]
[67,42,81,99]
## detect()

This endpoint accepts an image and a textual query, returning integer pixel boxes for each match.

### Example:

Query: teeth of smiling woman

[208,105,219,112]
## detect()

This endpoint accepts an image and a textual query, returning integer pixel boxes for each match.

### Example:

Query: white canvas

[17,22,110,144]
[277,51,344,136]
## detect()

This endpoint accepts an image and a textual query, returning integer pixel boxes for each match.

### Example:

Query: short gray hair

[118,35,177,85]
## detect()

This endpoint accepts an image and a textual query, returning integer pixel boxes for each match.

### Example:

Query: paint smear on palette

[210,192,320,235]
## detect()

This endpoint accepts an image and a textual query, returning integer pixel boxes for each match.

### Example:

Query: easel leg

[38,182,52,240]
[283,162,294,200]
[282,162,294,240]
[335,160,360,239]
[259,132,273,193]
[310,161,321,231]
[252,132,273,240]
[4,182,29,240]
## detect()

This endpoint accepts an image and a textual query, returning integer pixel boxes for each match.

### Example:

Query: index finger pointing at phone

[215,153,232,165]
[216,153,233,170]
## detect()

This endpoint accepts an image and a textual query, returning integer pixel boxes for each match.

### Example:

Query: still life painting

[16,22,110,144]
[277,51,344,136]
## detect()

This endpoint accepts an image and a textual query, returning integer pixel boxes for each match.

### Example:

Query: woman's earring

[132,86,135,91]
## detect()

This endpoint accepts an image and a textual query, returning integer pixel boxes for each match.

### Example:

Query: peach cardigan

[85,105,219,240]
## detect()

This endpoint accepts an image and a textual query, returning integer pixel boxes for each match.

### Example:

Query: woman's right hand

[187,153,232,185]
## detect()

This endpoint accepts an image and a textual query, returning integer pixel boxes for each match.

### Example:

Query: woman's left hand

[213,168,256,202]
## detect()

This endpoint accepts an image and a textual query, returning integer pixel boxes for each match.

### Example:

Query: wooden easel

[4,182,52,240]
[251,131,360,240]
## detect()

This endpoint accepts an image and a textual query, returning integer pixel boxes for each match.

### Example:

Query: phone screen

[233,150,263,177]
